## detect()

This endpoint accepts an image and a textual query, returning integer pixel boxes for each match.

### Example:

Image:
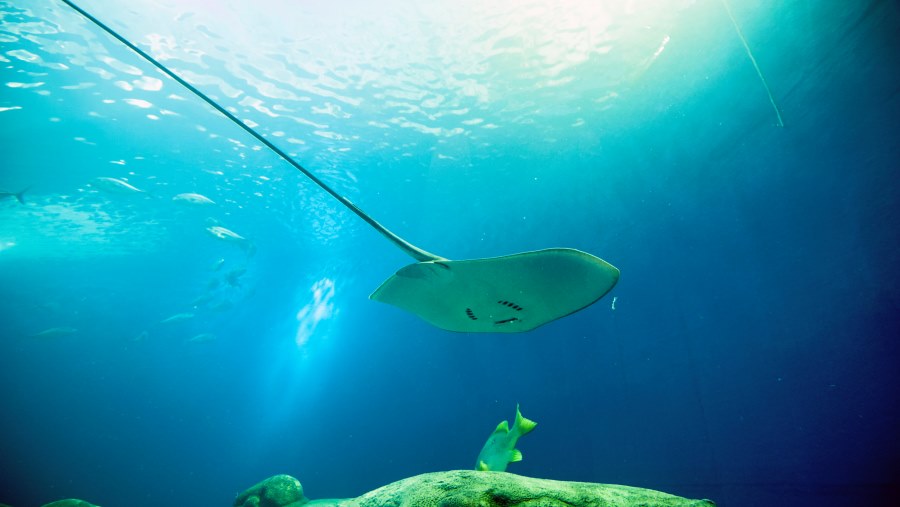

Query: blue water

[2,0,899,506]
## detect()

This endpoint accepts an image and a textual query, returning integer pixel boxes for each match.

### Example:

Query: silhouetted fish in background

[206,225,256,256]
[93,176,144,194]
[208,300,234,312]
[225,267,246,287]
[29,327,78,339]
[159,312,194,324]
[206,225,245,242]
[187,333,216,343]
[0,186,29,204]
[173,192,216,205]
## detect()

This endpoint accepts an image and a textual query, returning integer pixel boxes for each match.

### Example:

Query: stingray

[61,0,620,333]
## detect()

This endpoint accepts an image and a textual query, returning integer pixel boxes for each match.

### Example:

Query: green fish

[475,404,537,472]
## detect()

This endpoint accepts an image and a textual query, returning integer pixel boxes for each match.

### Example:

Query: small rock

[234,474,307,507]
[40,500,100,507]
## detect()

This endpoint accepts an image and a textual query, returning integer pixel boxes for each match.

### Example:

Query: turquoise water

[1,1,898,506]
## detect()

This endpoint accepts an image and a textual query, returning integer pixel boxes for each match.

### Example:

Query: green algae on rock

[235,470,715,507]
[353,470,714,507]
[40,500,100,507]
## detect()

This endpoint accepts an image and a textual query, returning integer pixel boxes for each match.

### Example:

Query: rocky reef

[234,470,715,507]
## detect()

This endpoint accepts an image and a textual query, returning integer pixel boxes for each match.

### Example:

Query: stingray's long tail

[721,0,785,127]
[59,0,443,263]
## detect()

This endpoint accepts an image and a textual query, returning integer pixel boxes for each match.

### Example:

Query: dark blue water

[1,1,898,506]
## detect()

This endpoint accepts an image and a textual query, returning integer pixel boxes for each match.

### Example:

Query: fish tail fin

[14,186,30,204]
[514,404,537,436]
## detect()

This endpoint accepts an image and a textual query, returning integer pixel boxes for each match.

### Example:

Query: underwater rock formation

[234,474,308,507]
[39,500,100,507]
[235,470,715,507]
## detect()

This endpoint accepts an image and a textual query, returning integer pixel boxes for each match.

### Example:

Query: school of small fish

[8,177,255,345]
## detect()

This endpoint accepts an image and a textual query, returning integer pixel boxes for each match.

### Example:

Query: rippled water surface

[2,0,701,257]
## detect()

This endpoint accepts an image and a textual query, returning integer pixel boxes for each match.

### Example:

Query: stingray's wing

[370,248,619,333]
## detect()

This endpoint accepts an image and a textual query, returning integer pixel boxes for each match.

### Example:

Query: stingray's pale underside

[371,248,619,333]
